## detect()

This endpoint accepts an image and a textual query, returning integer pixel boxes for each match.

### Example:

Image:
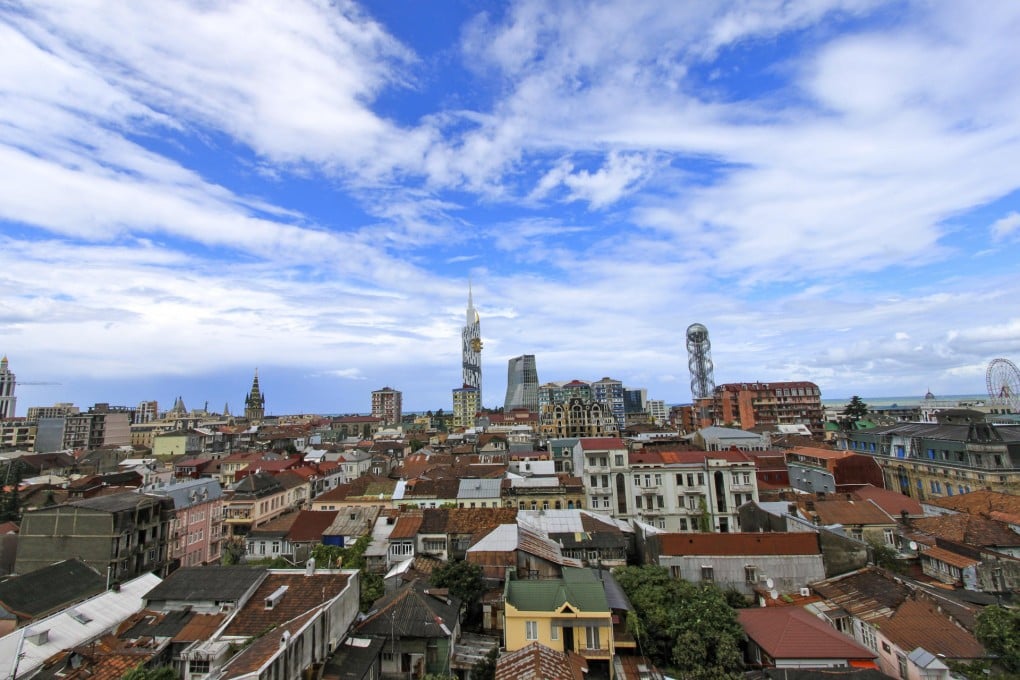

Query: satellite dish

[908,541,918,550]
[769,589,779,600]
[765,578,774,589]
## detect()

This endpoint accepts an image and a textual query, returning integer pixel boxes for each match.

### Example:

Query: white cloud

[991,212,1020,241]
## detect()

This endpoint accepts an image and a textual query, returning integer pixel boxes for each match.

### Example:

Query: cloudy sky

[2,0,1019,417]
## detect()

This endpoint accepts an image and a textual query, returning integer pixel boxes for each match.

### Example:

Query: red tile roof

[578,438,627,450]
[658,532,821,556]
[287,510,340,543]
[878,597,986,660]
[738,607,876,661]
[389,513,424,540]
[223,571,351,637]
[807,499,895,526]
[852,485,923,517]
[920,545,980,569]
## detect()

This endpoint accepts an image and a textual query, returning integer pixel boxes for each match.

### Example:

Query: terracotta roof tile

[495,642,587,680]
[879,598,985,660]
[808,499,895,526]
[223,571,351,637]
[911,514,1020,548]
[919,545,980,569]
[389,513,424,539]
[738,607,876,661]
[288,510,340,543]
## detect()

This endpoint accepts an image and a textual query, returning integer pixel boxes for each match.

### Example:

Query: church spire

[244,368,265,420]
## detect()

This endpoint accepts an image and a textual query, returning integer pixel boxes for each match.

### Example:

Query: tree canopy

[842,395,869,420]
[430,559,484,610]
[615,565,743,679]
[975,605,1020,675]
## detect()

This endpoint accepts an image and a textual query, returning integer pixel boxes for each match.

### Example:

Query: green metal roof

[505,567,609,613]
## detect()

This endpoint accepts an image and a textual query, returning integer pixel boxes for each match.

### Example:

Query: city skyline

[2,2,1020,415]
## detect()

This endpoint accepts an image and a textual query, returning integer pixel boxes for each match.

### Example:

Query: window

[676,473,684,486]
[551,624,559,641]
[883,529,894,546]
[697,473,705,485]
[745,566,757,583]
[585,626,601,650]
[656,495,664,509]
[634,475,641,487]
[701,566,714,581]
[654,474,662,485]
[614,454,624,466]
[678,518,688,531]
[190,659,210,675]
[525,620,538,641]
[897,653,908,679]
[635,496,643,509]
[670,565,682,579]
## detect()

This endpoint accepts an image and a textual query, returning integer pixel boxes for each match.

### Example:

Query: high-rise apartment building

[0,356,16,419]
[461,285,482,404]
[371,386,402,425]
[134,400,159,424]
[697,381,823,433]
[504,354,539,412]
[452,386,480,429]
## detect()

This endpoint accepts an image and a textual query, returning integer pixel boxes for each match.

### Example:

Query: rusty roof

[811,568,908,623]
[851,485,924,517]
[494,642,587,680]
[911,513,1020,548]
[221,609,318,679]
[926,490,1020,517]
[223,571,352,637]
[919,545,980,569]
[659,532,820,556]
[807,499,895,526]
[389,513,424,540]
[878,597,986,660]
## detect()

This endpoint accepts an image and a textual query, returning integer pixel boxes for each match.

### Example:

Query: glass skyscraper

[504,354,539,412]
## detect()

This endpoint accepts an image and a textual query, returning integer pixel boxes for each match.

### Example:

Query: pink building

[149,478,224,567]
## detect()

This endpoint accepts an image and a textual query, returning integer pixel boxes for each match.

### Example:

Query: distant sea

[821,394,989,408]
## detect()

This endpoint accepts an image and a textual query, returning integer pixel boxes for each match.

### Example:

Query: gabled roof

[911,513,1020,548]
[658,532,821,556]
[505,567,609,613]
[738,607,876,660]
[356,578,460,638]
[457,477,502,498]
[389,513,424,540]
[851,485,923,517]
[144,566,266,604]
[926,489,1020,518]
[287,510,340,543]
[0,559,105,620]
[494,642,587,680]
[223,570,352,637]
[878,598,985,660]
[811,568,908,623]
[919,546,980,569]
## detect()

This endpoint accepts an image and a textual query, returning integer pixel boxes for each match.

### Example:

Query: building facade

[0,357,15,419]
[244,369,265,421]
[698,381,824,433]
[371,386,402,426]
[452,386,480,429]
[843,418,1020,499]
[504,355,539,412]
[147,478,224,568]
[16,492,173,579]
[541,398,619,439]
[462,285,482,402]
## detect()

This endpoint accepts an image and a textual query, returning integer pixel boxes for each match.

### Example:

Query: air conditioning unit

[799,587,811,597]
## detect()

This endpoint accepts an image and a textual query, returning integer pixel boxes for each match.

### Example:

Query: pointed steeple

[244,368,265,420]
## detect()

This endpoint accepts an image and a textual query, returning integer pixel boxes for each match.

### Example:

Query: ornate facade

[244,369,265,421]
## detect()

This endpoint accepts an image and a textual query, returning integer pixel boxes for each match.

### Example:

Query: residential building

[843,418,1020,499]
[221,472,291,538]
[354,578,461,679]
[538,381,592,414]
[134,400,159,424]
[15,491,173,580]
[808,567,988,678]
[147,478,224,567]
[0,418,35,452]
[504,354,539,412]
[0,572,163,680]
[739,607,878,671]
[623,448,760,533]
[503,475,585,511]
[648,532,825,597]
[371,386,402,426]
[575,437,630,517]
[494,642,587,680]
[34,405,132,453]
[785,446,885,495]
[503,566,615,679]
[0,356,15,419]
[452,386,480,429]
[25,403,79,420]
[645,399,667,426]
[591,377,626,430]
[541,398,619,439]
[691,425,769,451]
[698,381,824,434]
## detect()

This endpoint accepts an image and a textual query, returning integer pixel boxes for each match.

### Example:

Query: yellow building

[503,566,615,678]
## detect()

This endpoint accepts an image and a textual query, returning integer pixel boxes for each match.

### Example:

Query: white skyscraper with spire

[0,356,15,419]
[461,284,482,400]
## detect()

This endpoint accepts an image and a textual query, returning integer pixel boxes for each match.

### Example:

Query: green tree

[471,647,498,680]
[430,559,484,612]
[840,396,869,430]
[868,539,903,573]
[615,565,743,679]
[122,665,177,680]
[975,605,1020,675]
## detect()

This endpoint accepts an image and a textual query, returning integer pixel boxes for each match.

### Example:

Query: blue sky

[2,0,1020,417]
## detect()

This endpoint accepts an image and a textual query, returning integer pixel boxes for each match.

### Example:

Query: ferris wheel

[986,358,1020,412]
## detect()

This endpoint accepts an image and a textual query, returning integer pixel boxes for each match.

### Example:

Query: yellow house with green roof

[503,566,615,677]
